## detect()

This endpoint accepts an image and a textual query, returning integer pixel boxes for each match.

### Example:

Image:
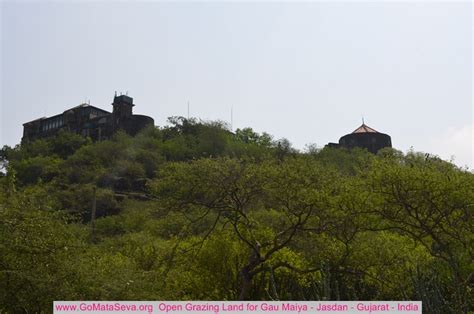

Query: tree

[235,128,272,147]
[0,185,84,312]
[367,154,474,312]
[150,157,342,299]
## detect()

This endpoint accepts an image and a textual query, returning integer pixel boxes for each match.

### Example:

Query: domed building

[326,122,392,154]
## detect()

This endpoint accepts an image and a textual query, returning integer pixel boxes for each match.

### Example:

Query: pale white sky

[1,1,472,168]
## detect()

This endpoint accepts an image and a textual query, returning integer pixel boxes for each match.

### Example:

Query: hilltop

[0,118,472,313]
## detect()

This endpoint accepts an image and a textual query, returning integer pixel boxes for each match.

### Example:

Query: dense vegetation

[0,117,472,313]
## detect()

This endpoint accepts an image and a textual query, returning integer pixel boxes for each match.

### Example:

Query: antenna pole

[231,106,233,131]
[187,101,190,119]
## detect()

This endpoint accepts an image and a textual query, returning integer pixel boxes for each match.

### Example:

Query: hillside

[0,117,472,313]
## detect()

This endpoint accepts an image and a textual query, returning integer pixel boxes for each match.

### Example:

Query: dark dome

[338,123,392,154]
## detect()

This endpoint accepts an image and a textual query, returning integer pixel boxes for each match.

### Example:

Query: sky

[1,1,472,169]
